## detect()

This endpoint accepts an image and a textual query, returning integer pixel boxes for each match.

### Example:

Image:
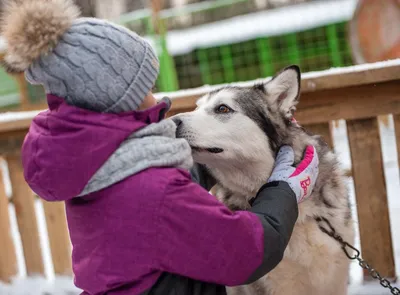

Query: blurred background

[1,1,400,294]
[0,0,399,110]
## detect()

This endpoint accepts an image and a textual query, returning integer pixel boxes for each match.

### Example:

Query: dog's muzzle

[171,117,224,154]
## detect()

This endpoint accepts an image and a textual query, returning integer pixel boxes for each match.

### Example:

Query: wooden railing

[0,59,399,283]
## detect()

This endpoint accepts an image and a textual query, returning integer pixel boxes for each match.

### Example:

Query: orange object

[349,0,400,63]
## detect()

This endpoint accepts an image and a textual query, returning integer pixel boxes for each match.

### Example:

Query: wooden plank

[161,60,400,101]
[42,201,72,275]
[0,118,37,133]
[6,152,44,276]
[299,60,400,92]
[158,60,400,101]
[0,159,17,282]
[297,80,400,125]
[304,122,334,150]
[346,117,395,279]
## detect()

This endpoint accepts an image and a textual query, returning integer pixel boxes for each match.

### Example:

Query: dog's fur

[172,65,355,295]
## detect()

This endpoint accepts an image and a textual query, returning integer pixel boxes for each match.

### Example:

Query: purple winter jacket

[21,94,298,295]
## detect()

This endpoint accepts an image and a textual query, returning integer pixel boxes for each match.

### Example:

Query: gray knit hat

[1,0,159,113]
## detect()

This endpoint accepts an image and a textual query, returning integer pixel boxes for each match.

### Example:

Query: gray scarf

[78,118,193,196]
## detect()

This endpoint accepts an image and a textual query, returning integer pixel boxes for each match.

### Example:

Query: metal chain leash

[315,217,400,295]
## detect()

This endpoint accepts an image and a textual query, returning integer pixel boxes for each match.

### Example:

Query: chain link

[315,217,400,295]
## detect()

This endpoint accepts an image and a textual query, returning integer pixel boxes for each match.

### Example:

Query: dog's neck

[210,156,274,197]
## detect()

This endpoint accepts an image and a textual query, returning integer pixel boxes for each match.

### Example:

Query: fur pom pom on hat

[1,0,80,73]
[1,0,160,113]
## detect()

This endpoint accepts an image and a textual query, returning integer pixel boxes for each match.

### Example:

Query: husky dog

[172,65,355,295]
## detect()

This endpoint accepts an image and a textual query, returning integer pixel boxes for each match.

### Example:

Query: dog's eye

[216,104,231,113]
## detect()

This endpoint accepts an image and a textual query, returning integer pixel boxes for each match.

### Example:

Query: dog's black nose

[172,117,182,128]
[171,117,183,137]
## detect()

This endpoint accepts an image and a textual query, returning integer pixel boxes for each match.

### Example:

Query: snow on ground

[144,0,357,56]
[1,112,400,295]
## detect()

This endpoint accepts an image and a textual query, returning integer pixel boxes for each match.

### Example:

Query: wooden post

[13,73,30,110]
[150,0,165,35]
[6,152,44,276]
[347,117,395,279]
[149,0,179,91]
[0,159,17,282]
[42,201,72,275]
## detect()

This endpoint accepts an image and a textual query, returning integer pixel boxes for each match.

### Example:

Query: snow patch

[0,276,80,295]
[0,111,43,123]
[0,37,7,54]
[302,58,400,79]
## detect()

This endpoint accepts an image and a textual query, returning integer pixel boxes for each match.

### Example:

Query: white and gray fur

[172,65,355,295]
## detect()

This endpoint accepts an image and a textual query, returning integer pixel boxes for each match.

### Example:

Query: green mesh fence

[172,21,354,90]
[27,84,46,104]
[0,65,46,110]
[0,67,19,108]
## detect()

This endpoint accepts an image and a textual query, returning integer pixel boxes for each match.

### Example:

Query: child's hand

[267,145,319,203]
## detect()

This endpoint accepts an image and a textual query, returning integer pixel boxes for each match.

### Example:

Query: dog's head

[172,65,301,171]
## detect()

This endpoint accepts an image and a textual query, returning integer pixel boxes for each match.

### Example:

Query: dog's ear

[263,65,301,119]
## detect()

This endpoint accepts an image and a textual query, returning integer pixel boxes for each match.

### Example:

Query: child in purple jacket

[2,1,319,294]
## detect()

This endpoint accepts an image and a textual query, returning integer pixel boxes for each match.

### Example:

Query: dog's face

[172,65,301,171]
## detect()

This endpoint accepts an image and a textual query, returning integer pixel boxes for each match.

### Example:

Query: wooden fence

[0,60,399,283]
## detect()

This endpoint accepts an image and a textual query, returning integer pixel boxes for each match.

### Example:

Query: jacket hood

[21,94,170,201]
